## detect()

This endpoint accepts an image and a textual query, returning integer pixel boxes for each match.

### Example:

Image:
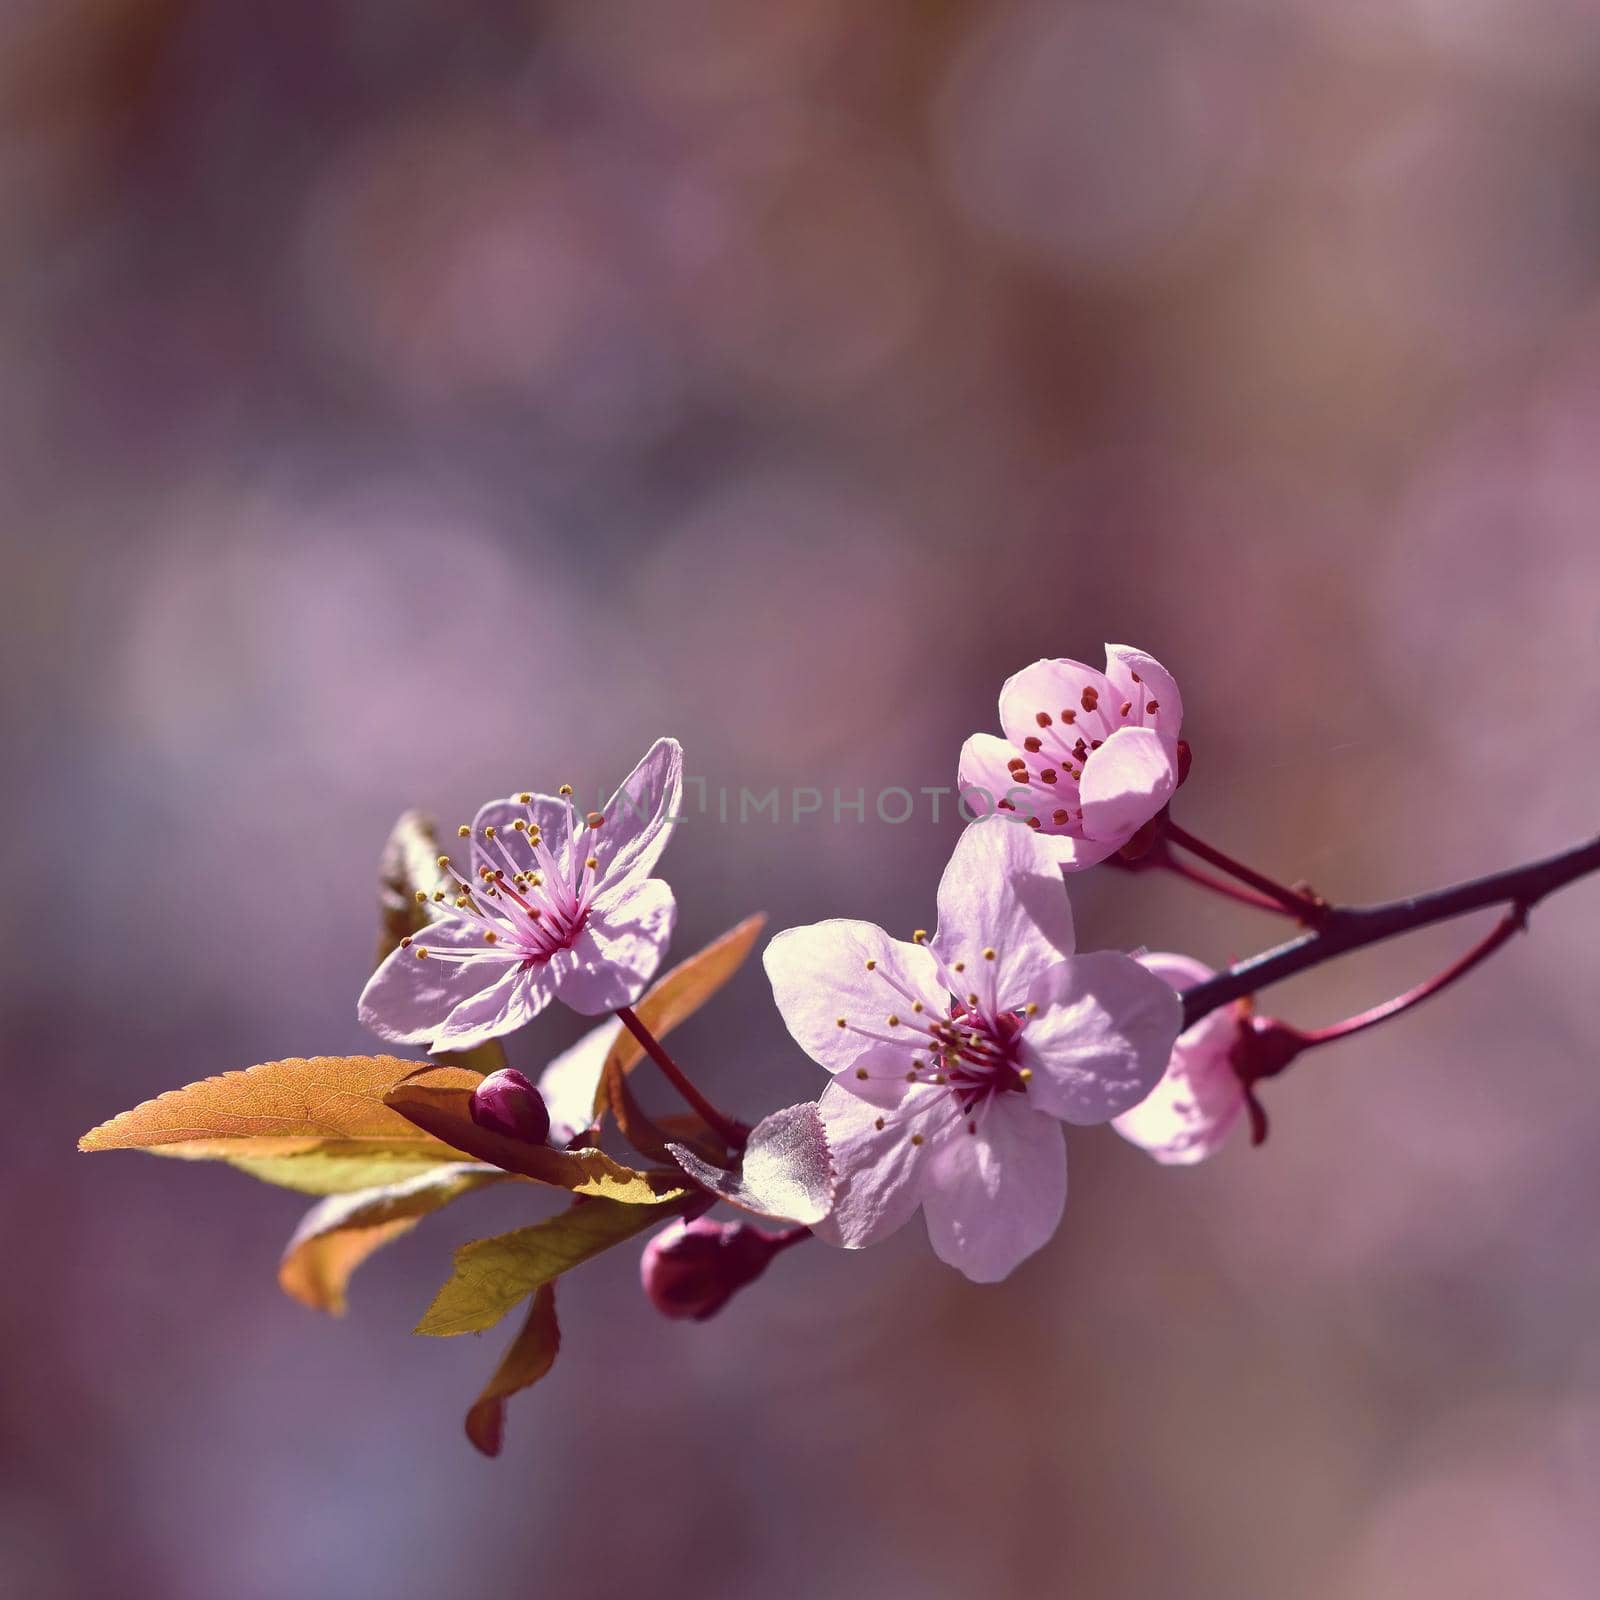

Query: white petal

[1077,726,1178,843]
[931,819,1076,1010]
[811,1080,938,1250]
[431,963,554,1054]
[763,921,941,1075]
[594,737,684,885]
[357,918,516,1046]
[922,1097,1067,1283]
[558,876,676,1014]
[1019,954,1182,1124]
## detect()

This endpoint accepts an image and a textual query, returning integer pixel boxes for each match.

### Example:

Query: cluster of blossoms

[85,633,1589,1453]
[352,645,1250,1296]
[89,632,1579,1456]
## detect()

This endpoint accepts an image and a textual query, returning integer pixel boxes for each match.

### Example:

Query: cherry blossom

[1111,954,1249,1164]
[958,644,1183,868]
[359,738,681,1054]
[764,819,1181,1282]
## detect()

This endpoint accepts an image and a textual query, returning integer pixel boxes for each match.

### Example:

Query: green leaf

[667,1101,834,1225]
[464,1284,561,1457]
[416,1196,680,1337]
[385,1068,685,1204]
[279,1163,513,1315]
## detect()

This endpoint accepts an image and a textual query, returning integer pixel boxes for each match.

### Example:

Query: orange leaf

[78,1055,469,1167]
[465,1283,561,1457]
[278,1163,512,1315]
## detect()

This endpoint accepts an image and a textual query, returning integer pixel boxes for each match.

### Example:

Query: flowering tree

[79,649,1600,1455]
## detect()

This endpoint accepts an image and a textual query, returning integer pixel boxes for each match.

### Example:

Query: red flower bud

[640,1218,793,1321]
[469,1068,550,1145]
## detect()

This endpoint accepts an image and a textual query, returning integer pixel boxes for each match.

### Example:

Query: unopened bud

[469,1068,550,1145]
[639,1218,792,1321]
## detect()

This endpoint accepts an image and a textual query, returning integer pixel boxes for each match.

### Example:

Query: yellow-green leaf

[589,911,767,1115]
[217,1150,476,1196]
[279,1163,511,1315]
[465,1283,560,1457]
[78,1056,470,1175]
[416,1197,679,1336]
[385,1067,685,1204]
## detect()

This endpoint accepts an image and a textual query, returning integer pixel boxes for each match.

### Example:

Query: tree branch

[1179,833,1600,1031]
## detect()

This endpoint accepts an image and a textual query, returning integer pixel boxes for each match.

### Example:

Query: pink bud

[640,1218,791,1321]
[469,1068,550,1145]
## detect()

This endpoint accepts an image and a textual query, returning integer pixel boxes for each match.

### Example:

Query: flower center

[939,1004,1028,1113]
[402,790,607,971]
[838,946,1039,1140]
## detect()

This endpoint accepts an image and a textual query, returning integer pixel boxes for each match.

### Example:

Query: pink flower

[763,820,1181,1282]
[359,739,681,1054]
[1111,953,1248,1164]
[958,644,1184,869]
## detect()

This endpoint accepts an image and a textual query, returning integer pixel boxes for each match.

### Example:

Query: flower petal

[1112,952,1246,1164]
[1103,643,1182,737]
[956,732,1040,821]
[1077,726,1178,843]
[763,921,940,1074]
[431,962,554,1054]
[1138,951,1235,1057]
[1019,953,1183,1124]
[468,793,572,879]
[1111,1047,1246,1165]
[357,918,516,1046]
[811,1080,936,1250]
[922,1096,1066,1283]
[558,876,677,1014]
[997,657,1116,752]
[931,819,1076,1010]
[594,737,683,885]
[536,1018,622,1144]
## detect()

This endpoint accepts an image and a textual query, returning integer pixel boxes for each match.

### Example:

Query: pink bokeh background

[5,3,1599,1595]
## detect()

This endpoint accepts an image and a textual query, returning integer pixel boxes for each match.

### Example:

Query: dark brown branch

[1179,833,1600,1031]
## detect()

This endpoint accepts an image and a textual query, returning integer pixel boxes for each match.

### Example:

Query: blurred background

[5,1,1600,1595]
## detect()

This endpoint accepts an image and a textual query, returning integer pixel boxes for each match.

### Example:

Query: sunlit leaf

[217,1151,474,1196]
[465,1283,560,1457]
[279,1163,513,1315]
[667,1102,834,1225]
[374,809,506,1076]
[386,1067,686,1204]
[78,1057,469,1176]
[416,1196,680,1337]
[589,912,767,1115]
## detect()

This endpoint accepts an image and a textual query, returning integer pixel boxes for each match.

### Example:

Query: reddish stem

[1155,845,1299,917]
[614,1006,748,1152]
[1293,906,1527,1049]
[1164,821,1327,924]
